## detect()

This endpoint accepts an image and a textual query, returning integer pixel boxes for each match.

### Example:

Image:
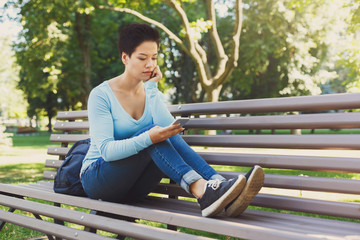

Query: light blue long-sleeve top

[80,80,175,175]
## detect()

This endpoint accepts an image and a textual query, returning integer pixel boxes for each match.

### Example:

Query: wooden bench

[1,92,360,239]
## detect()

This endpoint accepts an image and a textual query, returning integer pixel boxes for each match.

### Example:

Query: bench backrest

[45,93,360,220]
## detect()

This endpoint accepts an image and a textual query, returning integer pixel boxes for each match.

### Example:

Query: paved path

[0,148,54,165]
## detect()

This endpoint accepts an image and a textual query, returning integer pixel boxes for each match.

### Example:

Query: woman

[80,23,264,218]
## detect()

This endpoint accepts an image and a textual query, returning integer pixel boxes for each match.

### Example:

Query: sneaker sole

[225,165,264,217]
[202,175,246,217]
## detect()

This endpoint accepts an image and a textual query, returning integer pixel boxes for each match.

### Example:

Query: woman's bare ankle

[190,179,207,199]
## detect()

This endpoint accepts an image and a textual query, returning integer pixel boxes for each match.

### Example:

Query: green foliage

[220,0,345,100]
[10,0,133,130]
[322,0,360,96]
[336,41,360,93]
[347,0,360,33]
[13,0,75,126]
[11,132,58,148]
[0,37,27,119]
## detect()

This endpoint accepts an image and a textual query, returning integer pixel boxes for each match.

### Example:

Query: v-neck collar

[105,81,148,124]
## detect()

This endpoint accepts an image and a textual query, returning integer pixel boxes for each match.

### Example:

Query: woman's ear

[121,52,128,65]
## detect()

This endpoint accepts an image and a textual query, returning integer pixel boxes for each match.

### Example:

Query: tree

[335,0,360,94]
[0,36,27,119]
[221,0,347,100]
[9,0,127,131]
[96,0,242,102]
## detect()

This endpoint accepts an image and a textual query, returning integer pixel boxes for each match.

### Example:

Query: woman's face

[122,41,158,81]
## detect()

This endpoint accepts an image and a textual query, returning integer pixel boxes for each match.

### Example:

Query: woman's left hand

[148,124,184,144]
[149,66,162,82]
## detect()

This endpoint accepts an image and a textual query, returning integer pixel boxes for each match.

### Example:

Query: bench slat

[185,112,360,130]
[50,133,360,149]
[53,121,89,131]
[251,193,360,220]
[200,152,360,173]
[265,175,360,194]
[0,210,111,240]
[53,112,360,131]
[236,209,360,237]
[56,110,88,120]
[50,134,89,143]
[47,147,69,156]
[168,93,360,115]
[220,171,360,195]
[0,194,209,240]
[45,148,360,173]
[55,94,360,117]
[45,159,63,168]
[43,170,57,180]
[183,134,360,150]
[23,183,54,191]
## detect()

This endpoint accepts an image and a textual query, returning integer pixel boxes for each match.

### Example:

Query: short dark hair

[118,23,160,57]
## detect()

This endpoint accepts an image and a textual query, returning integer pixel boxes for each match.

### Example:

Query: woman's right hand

[148,124,185,144]
[148,65,162,82]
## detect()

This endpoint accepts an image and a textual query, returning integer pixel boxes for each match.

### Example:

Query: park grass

[1,133,360,239]
[0,132,58,158]
[11,132,59,149]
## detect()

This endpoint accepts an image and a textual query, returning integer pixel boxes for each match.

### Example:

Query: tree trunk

[47,114,52,133]
[205,85,222,102]
[205,85,223,135]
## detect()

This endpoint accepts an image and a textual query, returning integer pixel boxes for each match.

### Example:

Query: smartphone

[171,117,190,128]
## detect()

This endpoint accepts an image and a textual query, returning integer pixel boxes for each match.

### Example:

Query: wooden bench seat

[2,183,360,240]
[1,92,360,239]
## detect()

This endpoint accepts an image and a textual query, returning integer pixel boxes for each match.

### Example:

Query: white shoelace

[206,179,221,191]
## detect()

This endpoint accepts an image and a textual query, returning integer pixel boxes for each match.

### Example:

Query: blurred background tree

[333,0,360,94]
[0,36,27,119]
[221,0,356,100]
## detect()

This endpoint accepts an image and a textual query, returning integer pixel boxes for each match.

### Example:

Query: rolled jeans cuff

[210,174,226,181]
[180,170,203,194]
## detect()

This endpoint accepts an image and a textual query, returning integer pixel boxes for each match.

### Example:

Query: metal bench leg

[84,209,97,233]
[85,209,135,239]
[116,234,126,240]
[31,214,55,240]
[167,179,178,231]
[53,202,64,240]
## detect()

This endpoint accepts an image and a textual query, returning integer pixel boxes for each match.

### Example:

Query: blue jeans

[81,124,225,203]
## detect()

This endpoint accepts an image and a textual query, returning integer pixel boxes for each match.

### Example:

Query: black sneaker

[225,165,264,217]
[198,176,246,217]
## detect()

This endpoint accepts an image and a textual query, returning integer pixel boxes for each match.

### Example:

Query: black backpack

[53,138,90,197]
